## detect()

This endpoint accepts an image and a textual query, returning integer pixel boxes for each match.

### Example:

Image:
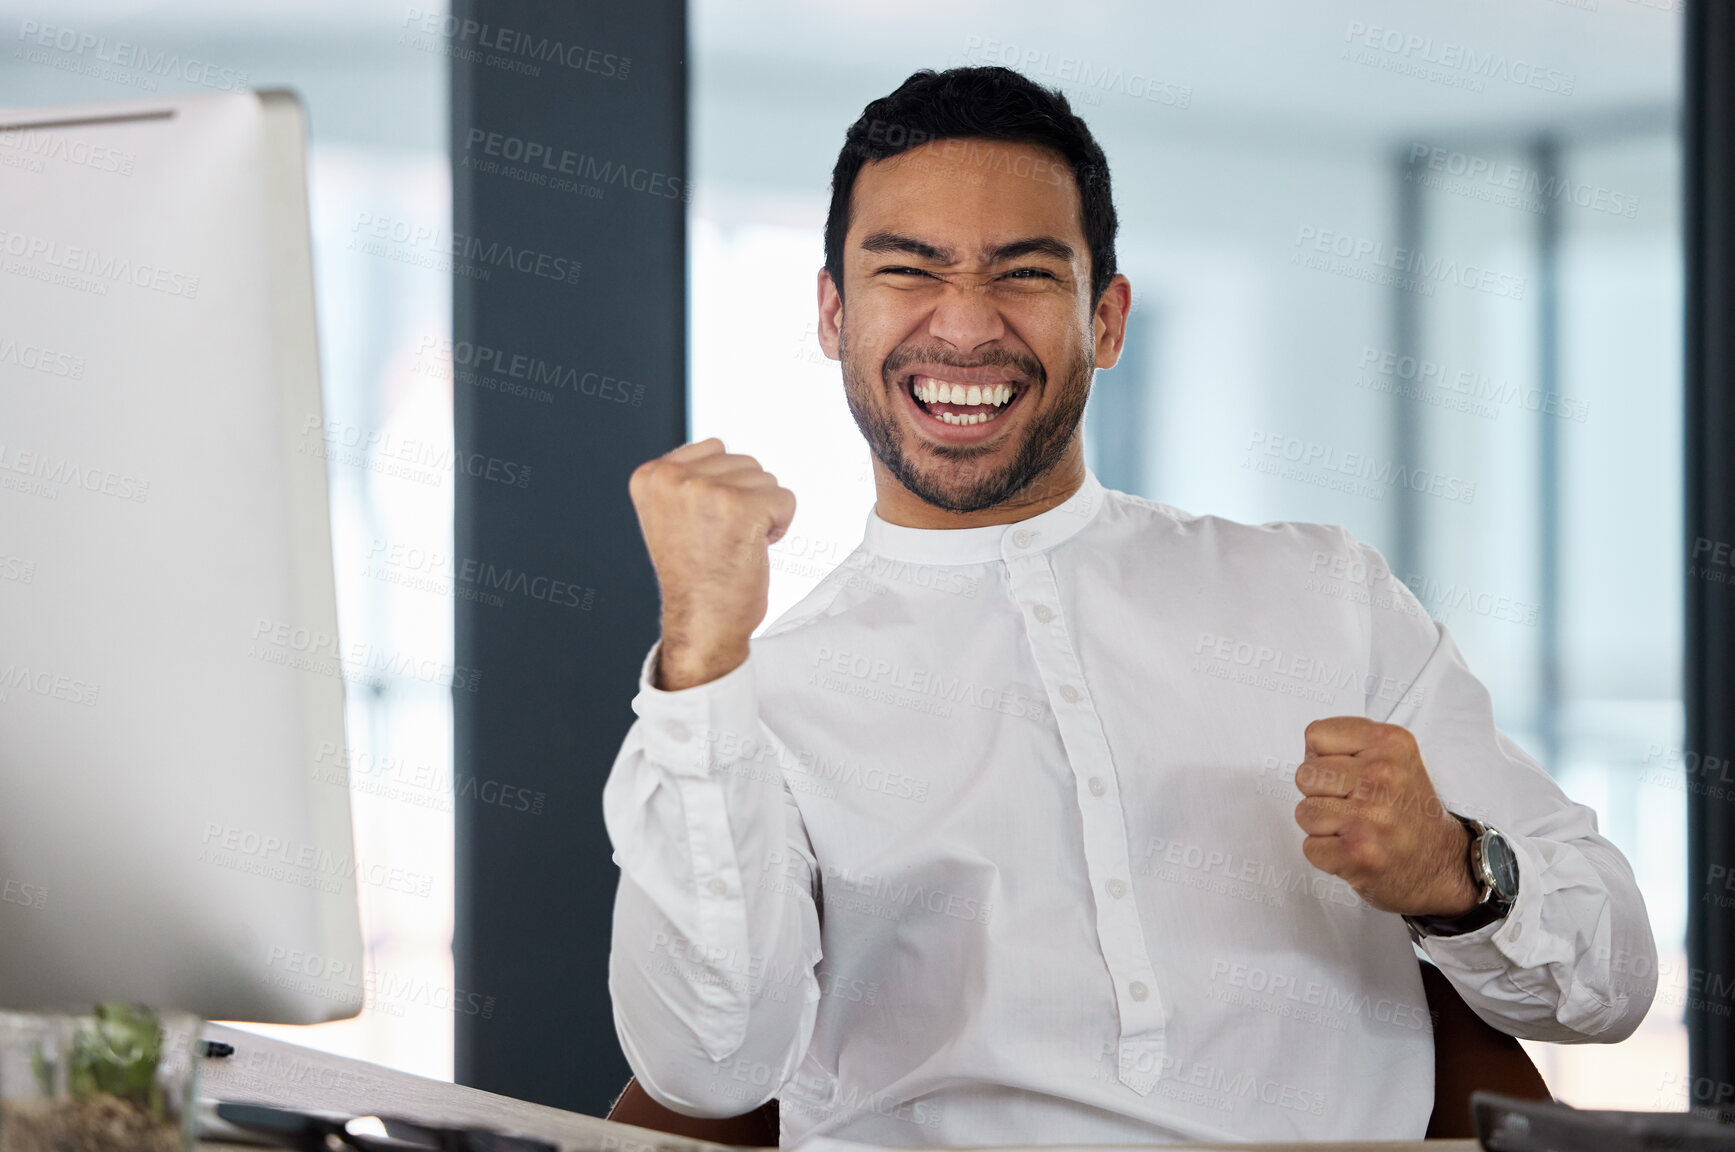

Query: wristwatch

[1404,814,1519,938]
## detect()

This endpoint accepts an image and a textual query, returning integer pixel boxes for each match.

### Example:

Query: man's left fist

[1293,717,1479,917]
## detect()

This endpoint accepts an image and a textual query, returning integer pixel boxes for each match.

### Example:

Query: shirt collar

[860,467,1106,566]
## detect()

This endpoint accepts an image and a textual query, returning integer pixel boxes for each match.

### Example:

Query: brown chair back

[1419,961,1550,1137]
[606,1077,780,1145]
[604,961,1550,1143]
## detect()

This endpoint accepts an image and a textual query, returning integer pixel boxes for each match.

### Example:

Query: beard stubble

[838,327,1094,514]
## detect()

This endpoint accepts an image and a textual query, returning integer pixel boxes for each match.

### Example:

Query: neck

[870,443,1087,529]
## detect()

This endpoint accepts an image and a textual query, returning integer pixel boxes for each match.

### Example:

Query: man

[603,66,1655,1144]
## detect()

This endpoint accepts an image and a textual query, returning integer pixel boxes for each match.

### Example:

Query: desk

[197,1022,724,1152]
[195,1023,1479,1152]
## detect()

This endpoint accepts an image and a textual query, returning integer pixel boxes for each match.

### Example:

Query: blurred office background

[0,0,1687,1115]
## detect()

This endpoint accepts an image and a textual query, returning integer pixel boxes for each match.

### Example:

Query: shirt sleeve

[1343,528,1659,1044]
[602,639,825,1117]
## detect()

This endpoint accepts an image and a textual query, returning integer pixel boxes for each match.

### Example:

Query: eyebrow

[858,231,1076,266]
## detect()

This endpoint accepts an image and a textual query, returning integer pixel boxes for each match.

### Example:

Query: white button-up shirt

[603,468,1655,1146]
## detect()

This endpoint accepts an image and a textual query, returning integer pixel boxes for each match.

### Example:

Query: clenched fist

[1292,717,1479,917]
[628,438,797,691]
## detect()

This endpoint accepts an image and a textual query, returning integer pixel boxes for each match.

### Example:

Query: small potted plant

[0,1003,198,1152]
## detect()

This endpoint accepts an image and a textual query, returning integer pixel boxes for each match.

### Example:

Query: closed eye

[1001,268,1058,281]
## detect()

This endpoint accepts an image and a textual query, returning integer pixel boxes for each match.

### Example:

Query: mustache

[880,344,1046,387]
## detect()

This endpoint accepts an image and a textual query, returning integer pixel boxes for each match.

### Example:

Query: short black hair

[825,66,1118,307]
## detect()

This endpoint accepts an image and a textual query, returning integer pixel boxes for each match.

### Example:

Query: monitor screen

[0,88,363,1024]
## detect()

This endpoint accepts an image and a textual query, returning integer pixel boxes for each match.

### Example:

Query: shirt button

[706,877,727,897]
[664,721,691,742]
[1032,603,1054,623]
[1059,684,1079,703]
[1012,529,1033,548]
[1510,921,1523,940]
[1088,777,1106,796]
[1129,981,1149,1002]
[1106,878,1127,899]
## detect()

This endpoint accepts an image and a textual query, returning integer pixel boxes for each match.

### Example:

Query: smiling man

[602,67,1655,1145]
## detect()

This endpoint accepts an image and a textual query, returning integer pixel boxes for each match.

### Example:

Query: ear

[817,267,843,361]
[1092,274,1134,371]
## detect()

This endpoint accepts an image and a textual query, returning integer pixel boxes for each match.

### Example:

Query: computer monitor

[0,89,364,1023]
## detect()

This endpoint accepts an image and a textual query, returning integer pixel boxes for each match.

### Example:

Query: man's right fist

[628,438,797,690]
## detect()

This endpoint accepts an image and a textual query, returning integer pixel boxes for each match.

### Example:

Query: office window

[0,1,458,1079]
[690,0,1684,1108]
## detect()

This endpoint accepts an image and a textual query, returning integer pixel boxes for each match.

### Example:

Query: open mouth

[905,373,1025,427]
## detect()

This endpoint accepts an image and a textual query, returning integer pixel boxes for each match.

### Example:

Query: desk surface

[195,1022,1479,1152]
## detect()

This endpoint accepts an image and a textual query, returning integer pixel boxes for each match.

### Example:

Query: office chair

[605,960,1550,1144]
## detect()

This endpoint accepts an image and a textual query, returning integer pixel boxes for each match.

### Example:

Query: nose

[925,276,1006,351]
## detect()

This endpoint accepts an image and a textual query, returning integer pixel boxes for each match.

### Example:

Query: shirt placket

[1002,531,1168,1095]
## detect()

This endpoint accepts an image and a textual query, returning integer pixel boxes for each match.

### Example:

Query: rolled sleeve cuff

[631,640,759,779]
[1418,833,1548,971]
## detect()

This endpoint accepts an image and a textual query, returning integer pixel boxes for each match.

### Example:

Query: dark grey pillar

[1687,0,1735,1106]
[450,0,687,1114]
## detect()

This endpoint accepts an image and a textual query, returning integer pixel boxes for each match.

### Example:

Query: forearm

[601,645,822,1114]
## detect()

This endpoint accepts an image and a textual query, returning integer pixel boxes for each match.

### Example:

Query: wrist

[655,630,749,691]
[1406,815,1520,938]
[1430,814,1481,918]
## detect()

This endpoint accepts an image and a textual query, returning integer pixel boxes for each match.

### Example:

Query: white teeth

[913,377,1018,408]
[937,410,1002,426]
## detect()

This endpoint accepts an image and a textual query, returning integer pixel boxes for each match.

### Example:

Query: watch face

[1483,831,1519,900]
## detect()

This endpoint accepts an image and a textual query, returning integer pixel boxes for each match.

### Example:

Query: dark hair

[825,66,1118,307]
